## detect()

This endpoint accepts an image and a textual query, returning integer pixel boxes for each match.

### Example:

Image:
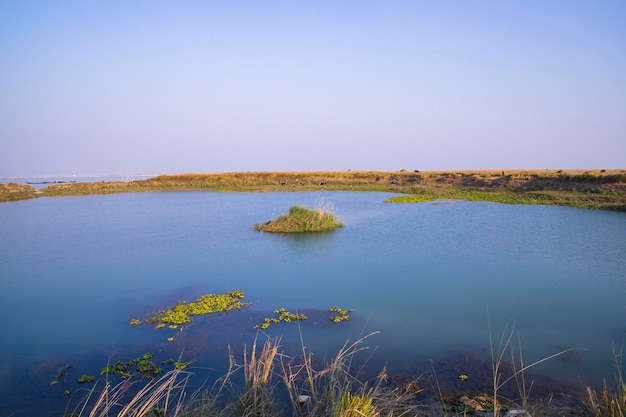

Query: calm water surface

[1,191,625,415]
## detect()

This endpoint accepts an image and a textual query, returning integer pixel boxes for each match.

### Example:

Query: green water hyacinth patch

[100,352,166,380]
[254,307,308,329]
[77,374,95,384]
[145,290,249,327]
[329,306,352,323]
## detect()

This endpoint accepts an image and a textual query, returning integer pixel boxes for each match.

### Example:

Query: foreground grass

[254,204,344,233]
[2,170,625,211]
[67,335,422,417]
[62,332,626,417]
[585,346,626,417]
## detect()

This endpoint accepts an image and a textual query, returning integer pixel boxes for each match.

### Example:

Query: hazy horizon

[2,1,625,176]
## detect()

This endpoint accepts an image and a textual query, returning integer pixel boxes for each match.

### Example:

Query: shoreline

[1,169,624,211]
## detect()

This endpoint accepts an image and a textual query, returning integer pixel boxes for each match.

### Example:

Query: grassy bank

[2,170,624,211]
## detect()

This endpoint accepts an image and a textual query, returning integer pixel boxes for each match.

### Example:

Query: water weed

[145,290,249,328]
[329,306,352,323]
[254,308,308,329]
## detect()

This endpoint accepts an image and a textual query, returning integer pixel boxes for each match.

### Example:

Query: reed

[236,338,280,417]
[73,333,421,417]
[584,345,626,417]
[278,331,420,417]
[488,320,585,417]
[65,330,621,417]
[67,367,191,417]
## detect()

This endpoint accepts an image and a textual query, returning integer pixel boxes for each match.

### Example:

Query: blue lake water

[1,191,625,415]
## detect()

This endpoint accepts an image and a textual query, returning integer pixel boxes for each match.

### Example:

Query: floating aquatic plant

[254,307,308,329]
[329,306,352,323]
[77,374,95,384]
[100,352,167,380]
[145,290,249,328]
[101,361,133,380]
[136,359,163,378]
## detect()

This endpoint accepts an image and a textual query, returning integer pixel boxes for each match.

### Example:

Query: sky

[1,1,625,176]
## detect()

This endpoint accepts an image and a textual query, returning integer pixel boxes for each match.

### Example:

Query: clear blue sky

[1,1,625,176]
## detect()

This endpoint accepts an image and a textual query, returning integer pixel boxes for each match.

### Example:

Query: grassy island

[254,204,344,233]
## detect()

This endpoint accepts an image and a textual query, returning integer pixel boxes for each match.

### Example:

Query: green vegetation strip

[255,205,344,233]
[384,188,626,210]
[145,290,249,327]
[385,190,548,205]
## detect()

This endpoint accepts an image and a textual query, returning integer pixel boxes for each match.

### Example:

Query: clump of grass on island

[254,203,343,233]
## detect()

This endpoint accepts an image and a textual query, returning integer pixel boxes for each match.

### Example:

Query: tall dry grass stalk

[489,320,585,417]
[585,345,626,417]
[68,368,191,417]
[237,338,281,417]
[279,331,421,417]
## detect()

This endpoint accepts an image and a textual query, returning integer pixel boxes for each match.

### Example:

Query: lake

[1,191,625,416]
